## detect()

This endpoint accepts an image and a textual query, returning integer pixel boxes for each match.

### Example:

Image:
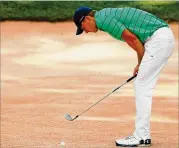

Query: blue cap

[73,6,92,35]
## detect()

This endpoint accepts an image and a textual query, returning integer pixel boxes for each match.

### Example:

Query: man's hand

[133,64,139,76]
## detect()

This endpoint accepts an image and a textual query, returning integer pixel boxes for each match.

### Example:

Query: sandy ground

[1,21,178,148]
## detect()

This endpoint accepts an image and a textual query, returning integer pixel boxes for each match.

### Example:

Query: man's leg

[133,32,174,141]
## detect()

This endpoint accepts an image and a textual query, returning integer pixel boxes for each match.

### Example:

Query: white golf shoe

[115,135,151,147]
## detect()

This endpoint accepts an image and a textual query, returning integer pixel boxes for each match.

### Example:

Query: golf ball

[60,141,65,146]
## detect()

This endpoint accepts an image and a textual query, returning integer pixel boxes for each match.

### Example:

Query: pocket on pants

[136,51,155,85]
[140,50,154,65]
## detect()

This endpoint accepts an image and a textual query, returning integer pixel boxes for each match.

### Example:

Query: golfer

[73,6,175,147]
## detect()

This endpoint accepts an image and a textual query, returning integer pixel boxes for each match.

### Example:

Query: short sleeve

[99,15,126,40]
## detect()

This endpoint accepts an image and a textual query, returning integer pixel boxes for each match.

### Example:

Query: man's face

[81,16,98,34]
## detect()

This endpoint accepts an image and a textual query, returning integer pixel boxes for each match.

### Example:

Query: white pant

[133,27,175,140]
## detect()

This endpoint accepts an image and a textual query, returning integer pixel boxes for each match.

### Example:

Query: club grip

[126,74,137,83]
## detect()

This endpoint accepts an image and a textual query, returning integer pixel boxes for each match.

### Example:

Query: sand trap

[1,21,178,148]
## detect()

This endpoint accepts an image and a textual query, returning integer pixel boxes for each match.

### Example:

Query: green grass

[137,1,176,5]
[0,1,178,22]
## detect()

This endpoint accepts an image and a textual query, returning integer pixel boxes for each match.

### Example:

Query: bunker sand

[1,21,178,148]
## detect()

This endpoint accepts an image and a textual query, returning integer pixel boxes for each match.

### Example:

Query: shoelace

[125,135,137,142]
[125,136,134,139]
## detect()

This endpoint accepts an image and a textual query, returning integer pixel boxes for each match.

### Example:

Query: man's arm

[122,29,144,65]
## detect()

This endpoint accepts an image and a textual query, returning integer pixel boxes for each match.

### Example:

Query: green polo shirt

[95,7,168,43]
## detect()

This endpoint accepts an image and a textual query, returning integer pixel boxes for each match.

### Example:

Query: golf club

[65,74,137,121]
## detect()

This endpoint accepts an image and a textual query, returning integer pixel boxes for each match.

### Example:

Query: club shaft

[78,81,127,117]
[76,74,137,118]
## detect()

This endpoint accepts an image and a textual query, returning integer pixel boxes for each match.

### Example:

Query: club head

[64,114,73,121]
[64,114,79,121]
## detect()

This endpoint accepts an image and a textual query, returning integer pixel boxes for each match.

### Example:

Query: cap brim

[76,27,83,35]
